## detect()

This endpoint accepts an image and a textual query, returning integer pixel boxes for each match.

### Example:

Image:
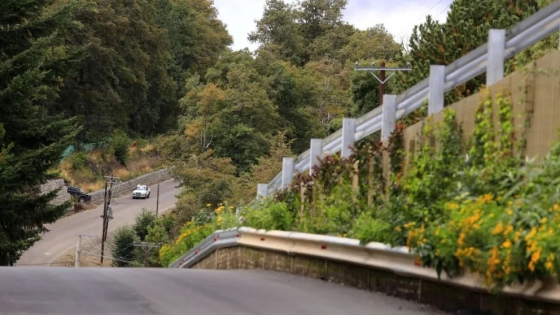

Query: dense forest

[0,0,556,265]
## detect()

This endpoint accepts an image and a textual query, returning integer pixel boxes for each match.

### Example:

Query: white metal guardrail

[258,2,560,197]
[168,228,240,269]
[169,227,560,304]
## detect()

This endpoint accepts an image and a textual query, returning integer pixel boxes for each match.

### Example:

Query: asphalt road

[0,268,449,315]
[15,179,181,266]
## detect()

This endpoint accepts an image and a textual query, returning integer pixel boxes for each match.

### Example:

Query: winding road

[9,179,450,314]
[0,268,448,315]
[16,179,181,266]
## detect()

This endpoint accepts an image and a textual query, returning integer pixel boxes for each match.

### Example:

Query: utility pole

[133,242,161,267]
[100,175,119,264]
[75,234,84,268]
[354,61,412,105]
[155,179,161,217]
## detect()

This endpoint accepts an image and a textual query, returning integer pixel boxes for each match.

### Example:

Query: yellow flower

[448,203,459,210]
[503,224,514,236]
[525,227,537,241]
[477,194,493,204]
[528,248,542,272]
[501,240,512,249]
[215,206,224,214]
[554,204,559,211]
[545,261,554,271]
[206,203,211,207]
[541,217,548,224]
[492,222,504,235]
[458,232,466,246]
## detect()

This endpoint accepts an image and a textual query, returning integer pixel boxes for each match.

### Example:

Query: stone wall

[191,246,560,315]
[38,179,72,206]
[89,168,172,204]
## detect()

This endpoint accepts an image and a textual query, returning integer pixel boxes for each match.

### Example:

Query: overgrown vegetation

[3,0,558,268]
[111,208,174,267]
[59,137,165,193]
[161,88,560,292]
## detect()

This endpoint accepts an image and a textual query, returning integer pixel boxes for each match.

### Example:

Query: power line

[414,0,447,24]
[133,242,162,267]
[434,2,452,19]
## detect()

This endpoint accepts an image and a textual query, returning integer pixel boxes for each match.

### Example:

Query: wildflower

[525,227,537,241]
[477,194,493,204]
[501,240,512,249]
[458,232,466,246]
[554,204,559,211]
[506,208,513,216]
[492,222,504,235]
[528,248,542,272]
[503,224,514,236]
[541,217,548,224]
[487,246,501,271]
[206,203,211,207]
[448,203,459,210]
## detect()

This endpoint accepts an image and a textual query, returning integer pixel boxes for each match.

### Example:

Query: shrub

[70,152,88,170]
[133,208,157,241]
[111,129,130,165]
[111,226,138,267]
[159,203,239,267]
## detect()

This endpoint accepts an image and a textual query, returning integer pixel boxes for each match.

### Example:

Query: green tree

[0,0,83,266]
[393,0,539,105]
[111,226,138,267]
[133,208,157,242]
[248,0,306,66]
[145,216,173,267]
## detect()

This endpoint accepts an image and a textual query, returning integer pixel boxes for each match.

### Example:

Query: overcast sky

[213,0,452,51]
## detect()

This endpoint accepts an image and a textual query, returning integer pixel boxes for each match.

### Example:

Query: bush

[70,152,88,170]
[133,208,156,241]
[111,226,138,267]
[226,92,560,291]
[111,129,130,165]
[159,203,239,267]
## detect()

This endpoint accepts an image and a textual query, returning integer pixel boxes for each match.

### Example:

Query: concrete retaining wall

[191,246,560,315]
[89,168,171,205]
[38,179,72,206]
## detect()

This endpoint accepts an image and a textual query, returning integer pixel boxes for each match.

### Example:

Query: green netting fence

[60,138,112,162]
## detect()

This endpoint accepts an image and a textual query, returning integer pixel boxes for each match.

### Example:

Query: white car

[132,185,151,199]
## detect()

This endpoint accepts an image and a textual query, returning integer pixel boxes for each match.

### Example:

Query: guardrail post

[309,139,323,175]
[487,29,506,86]
[428,65,445,115]
[381,94,397,141]
[257,184,268,199]
[281,157,295,189]
[341,118,356,158]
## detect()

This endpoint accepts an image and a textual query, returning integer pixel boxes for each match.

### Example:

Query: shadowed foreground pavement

[0,268,449,315]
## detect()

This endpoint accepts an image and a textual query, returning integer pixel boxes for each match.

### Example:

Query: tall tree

[0,0,83,265]
[52,0,177,141]
[393,0,539,105]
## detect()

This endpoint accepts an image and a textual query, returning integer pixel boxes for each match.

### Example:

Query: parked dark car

[66,186,92,203]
